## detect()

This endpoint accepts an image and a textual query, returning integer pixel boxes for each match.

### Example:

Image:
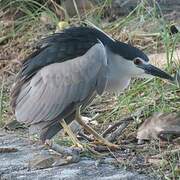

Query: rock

[30,155,55,169]
[0,130,154,180]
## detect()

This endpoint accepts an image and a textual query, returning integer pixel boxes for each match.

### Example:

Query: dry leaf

[137,112,180,141]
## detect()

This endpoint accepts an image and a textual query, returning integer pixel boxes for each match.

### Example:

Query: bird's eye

[133,58,142,65]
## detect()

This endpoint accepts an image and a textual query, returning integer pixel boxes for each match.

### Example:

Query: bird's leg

[41,119,83,165]
[75,107,118,149]
[60,119,83,149]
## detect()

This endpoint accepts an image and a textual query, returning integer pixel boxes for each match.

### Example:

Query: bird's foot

[45,140,81,163]
[71,142,84,151]
[75,114,119,150]
[75,108,119,151]
[30,140,81,169]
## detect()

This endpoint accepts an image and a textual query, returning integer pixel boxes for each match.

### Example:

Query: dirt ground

[0,130,153,180]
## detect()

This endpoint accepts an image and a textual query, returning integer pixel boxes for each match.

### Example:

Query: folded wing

[14,43,108,127]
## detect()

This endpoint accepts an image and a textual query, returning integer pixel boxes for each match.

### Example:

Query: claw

[71,143,84,151]
[45,140,80,162]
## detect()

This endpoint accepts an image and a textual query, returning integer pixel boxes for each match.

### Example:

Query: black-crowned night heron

[11,26,174,155]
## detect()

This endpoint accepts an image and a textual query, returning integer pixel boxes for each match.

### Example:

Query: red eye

[134,58,142,65]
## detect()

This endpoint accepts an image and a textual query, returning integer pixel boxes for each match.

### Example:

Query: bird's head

[112,41,174,81]
[131,56,174,81]
[80,24,174,81]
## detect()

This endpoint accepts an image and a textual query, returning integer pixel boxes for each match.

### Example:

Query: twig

[102,116,134,137]
[0,147,18,153]
[0,58,21,64]
[72,0,81,21]
[106,121,132,142]
[78,132,93,142]
[50,0,69,20]
[133,33,161,37]
[86,145,103,156]
[107,147,122,165]
[94,145,109,152]
[92,142,119,152]
[152,148,180,158]
[92,107,114,113]
[90,113,100,121]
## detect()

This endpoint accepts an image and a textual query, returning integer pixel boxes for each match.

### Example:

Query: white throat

[105,48,132,94]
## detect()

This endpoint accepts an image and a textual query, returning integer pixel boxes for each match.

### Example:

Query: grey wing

[15,43,107,126]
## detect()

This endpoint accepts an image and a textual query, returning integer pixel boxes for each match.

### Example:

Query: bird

[11,25,174,157]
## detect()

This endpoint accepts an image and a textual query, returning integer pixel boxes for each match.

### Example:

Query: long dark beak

[141,64,174,81]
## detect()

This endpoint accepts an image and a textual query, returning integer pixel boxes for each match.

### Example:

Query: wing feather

[15,43,107,126]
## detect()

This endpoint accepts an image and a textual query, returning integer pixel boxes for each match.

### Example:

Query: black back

[19,26,149,80]
[20,27,99,80]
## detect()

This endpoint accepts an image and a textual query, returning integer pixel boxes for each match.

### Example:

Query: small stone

[52,158,69,166]
[30,155,54,169]
[66,156,73,161]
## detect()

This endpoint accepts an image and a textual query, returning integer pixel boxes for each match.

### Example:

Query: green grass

[0,0,59,41]
[95,1,180,126]
[93,2,180,178]
[0,78,5,124]
[0,78,10,127]
[0,0,179,179]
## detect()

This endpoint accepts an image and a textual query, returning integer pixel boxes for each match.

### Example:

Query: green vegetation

[0,0,179,179]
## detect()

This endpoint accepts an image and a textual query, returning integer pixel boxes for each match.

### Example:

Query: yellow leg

[60,119,83,149]
[75,107,118,149]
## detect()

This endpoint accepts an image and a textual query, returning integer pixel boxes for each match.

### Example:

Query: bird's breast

[105,76,131,95]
